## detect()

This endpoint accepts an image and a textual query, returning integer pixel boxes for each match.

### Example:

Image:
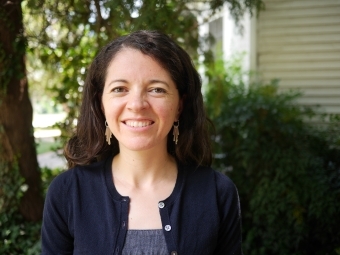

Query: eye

[150,87,167,94]
[112,87,127,93]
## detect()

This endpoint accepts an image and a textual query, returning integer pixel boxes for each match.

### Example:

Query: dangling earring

[173,120,179,145]
[105,121,112,145]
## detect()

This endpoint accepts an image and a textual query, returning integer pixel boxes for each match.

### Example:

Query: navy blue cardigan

[41,157,243,255]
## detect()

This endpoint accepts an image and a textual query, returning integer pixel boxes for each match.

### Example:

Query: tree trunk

[0,0,43,221]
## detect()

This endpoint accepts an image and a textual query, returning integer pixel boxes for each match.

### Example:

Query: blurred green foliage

[0,153,36,254]
[35,138,63,155]
[205,56,340,255]
[0,167,61,254]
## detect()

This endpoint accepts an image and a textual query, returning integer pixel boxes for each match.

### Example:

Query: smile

[124,120,153,127]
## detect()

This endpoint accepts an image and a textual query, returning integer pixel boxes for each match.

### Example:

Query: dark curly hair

[64,30,212,168]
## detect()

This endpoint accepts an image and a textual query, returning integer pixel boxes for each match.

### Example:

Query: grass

[36,138,62,155]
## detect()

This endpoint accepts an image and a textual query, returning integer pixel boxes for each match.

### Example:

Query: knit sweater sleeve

[213,171,243,255]
[41,170,74,254]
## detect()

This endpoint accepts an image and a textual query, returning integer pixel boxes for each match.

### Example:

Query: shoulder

[213,170,238,197]
[183,165,236,189]
[180,165,238,200]
[47,159,108,196]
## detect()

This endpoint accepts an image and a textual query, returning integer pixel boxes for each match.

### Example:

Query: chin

[119,139,166,152]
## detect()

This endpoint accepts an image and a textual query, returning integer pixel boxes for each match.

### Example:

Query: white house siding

[201,5,254,71]
[256,0,340,114]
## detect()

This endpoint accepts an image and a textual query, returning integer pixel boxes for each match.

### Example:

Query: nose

[127,90,149,112]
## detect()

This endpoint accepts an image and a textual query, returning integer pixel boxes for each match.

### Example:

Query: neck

[112,147,177,188]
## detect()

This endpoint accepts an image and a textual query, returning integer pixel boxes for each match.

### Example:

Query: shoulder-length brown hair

[64,30,212,168]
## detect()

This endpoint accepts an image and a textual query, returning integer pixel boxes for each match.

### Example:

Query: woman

[41,30,242,255]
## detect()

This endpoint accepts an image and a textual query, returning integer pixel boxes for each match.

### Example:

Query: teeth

[125,120,152,127]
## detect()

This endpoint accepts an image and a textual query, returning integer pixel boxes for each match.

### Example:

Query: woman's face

[102,48,182,152]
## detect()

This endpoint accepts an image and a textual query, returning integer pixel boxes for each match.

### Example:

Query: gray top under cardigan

[41,156,243,255]
[122,229,168,255]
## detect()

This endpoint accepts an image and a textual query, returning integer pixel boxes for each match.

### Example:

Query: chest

[70,192,220,255]
[127,193,164,229]
[115,180,176,230]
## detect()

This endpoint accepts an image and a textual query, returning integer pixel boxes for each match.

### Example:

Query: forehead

[106,48,172,79]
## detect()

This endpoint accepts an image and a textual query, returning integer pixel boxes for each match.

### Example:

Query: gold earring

[173,120,179,145]
[105,121,112,145]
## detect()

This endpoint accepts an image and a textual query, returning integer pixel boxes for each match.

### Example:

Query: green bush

[0,166,61,254]
[205,56,340,255]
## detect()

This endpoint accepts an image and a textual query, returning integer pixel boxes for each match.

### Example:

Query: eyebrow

[149,79,170,88]
[107,79,127,87]
[107,79,170,88]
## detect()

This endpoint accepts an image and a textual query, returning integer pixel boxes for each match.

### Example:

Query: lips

[124,120,153,127]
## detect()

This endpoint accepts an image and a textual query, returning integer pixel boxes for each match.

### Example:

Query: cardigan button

[171,252,178,255]
[158,202,165,208]
[164,225,171,231]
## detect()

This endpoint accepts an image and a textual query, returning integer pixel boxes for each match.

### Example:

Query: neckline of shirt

[103,155,185,206]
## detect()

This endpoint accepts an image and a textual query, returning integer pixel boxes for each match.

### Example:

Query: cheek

[105,102,120,118]
[102,97,117,119]
[158,104,178,124]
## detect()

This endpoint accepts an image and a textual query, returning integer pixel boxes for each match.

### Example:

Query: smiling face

[101,48,182,153]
